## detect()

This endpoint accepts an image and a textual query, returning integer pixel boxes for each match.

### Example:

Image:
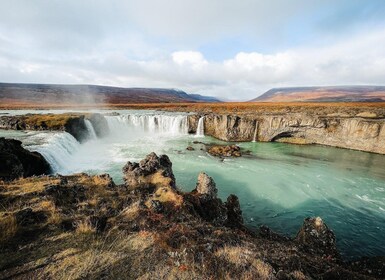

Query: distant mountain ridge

[251,86,385,102]
[0,83,221,104]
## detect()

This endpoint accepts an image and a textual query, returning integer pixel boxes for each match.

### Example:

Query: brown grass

[23,114,82,128]
[75,218,97,234]
[39,200,61,225]
[0,214,18,242]
[214,245,275,280]
[0,177,60,197]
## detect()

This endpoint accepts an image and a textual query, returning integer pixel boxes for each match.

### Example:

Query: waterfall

[84,119,97,140]
[105,113,189,136]
[252,125,258,142]
[195,116,205,137]
[26,132,80,173]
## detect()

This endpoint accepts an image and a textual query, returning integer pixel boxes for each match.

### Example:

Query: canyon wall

[0,113,109,142]
[188,114,385,154]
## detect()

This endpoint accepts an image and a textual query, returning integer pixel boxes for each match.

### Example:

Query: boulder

[122,152,176,189]
[295,217,339,259]
[225,194,243,227]
[188,173,245,227]
[207,145,242,157]
[0,138,50,181]
[196,172,217,199]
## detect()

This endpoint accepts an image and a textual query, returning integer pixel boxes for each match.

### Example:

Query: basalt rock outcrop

[122,152,176,189]
[188,113,385,154]
[0,137,50,180]
[122,154,243,227]
[0,113,109,142]
[295,217,339,260]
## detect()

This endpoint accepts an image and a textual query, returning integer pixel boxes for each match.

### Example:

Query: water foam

[27,132,80,173]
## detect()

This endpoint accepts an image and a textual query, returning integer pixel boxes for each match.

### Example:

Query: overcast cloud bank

[0,0,384,100]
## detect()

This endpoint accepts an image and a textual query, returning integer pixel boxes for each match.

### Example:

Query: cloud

[0,1,385,100]
[172,51,208,70]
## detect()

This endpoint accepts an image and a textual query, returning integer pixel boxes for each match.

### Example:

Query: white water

[85,119,97,140]
[106,113,189,138]
[252,124,258,142]
[27,132,80,173]
[23,112,190,176]
[195,116,205,137]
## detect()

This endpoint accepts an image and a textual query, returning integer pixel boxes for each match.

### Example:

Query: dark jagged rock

[0,137,50,180]
[187,172,244,227]
[122,152,176,189]
[63,115,89,142]
[87,113,110,138]
[295,216,339,259]
[225,194,243,227]
[196,172,218,199]
[207,144,242,157]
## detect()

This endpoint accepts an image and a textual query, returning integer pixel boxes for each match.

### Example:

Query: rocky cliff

[0,137,50,180]
[0,113,109,142]
[188,114,385,154]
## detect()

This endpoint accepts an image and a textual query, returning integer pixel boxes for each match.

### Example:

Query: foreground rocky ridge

[0,153,384,279]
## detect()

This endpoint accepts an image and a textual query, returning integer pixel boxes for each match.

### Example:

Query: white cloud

[0,1,385,100]
[172,51,208,70]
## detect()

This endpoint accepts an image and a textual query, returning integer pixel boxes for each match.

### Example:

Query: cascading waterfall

[105,113,189,136]
[84,119,97,140]
[252,125,258,142]
[23,112,190,175]
[195,116,205,137]
[27,132,81,173]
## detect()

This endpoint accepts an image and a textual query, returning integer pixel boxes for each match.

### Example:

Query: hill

[0,83,220,105]
[251,86,385,102]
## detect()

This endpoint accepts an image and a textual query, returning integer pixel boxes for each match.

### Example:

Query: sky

[1,0,385,100]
